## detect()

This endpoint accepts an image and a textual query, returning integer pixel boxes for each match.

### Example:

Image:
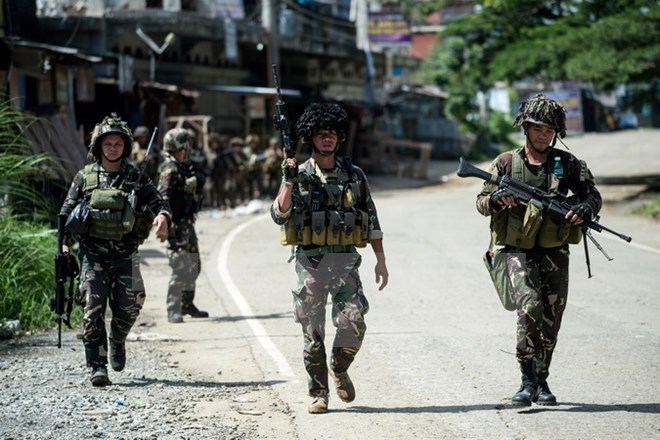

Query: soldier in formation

[60,113,171,386]
[271,102,389,414]
[475,94,602,406]
[157,128,209,323]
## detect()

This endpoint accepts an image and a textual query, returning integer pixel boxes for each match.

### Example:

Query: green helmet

[163,128,191,155]
[89,113,133,161]
[513,94,567,138]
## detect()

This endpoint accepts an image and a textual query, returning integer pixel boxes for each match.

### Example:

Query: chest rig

[491,149,582,249]
[281,158,369,248]
[82,163,138,241]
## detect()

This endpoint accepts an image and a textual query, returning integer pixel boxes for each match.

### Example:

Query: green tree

[408,1,659,121]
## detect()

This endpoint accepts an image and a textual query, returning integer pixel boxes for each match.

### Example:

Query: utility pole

[136,27,176,82]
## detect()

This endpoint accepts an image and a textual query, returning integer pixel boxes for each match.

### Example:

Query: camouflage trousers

[166,221,200,313]
[77,249,145,368]
[293,247,369,396]
[505,246,570,382]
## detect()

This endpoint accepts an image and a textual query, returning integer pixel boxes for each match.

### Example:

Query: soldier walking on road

[271,103,389,414]
[158,128,209,323]
[59,113,171,387]
[475,95,602,406]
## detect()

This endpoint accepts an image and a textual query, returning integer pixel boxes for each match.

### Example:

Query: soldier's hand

[490,188,517,210]
[153,214,169,242]
[566,203,591,225]
[281,158,298,183]
[375,260,389,291]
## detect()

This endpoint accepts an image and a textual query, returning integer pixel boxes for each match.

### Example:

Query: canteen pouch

[483,247,517,312]
[326,210,342,245]
[89,188,126,211]
[341,212,356,245]
[66,198,90,236]
[311,211,326,246]
[121,202,136,233]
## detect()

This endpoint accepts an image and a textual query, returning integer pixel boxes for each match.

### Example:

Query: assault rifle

[125,127,158,233]
[271,64,297,180]
[457,158,632,277]
[53,214,79,348]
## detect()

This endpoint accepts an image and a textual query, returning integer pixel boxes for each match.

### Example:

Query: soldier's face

[100,134,125,160]
[525,123,556,152]
[312,130,338,153]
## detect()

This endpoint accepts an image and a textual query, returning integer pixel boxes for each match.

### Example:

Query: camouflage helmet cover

[514,94,567,138]
[163,128,191,154]
[295,103,349,142]
[89,113,133,160]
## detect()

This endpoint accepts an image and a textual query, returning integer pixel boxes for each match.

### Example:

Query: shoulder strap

[511,148,524,180]
[82,163,99,192]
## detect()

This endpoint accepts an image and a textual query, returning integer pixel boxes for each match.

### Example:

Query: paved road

[127,128,659,439]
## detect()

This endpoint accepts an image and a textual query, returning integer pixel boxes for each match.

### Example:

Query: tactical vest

[491,149,582,249]
[280,158,369,248]
[82,164,143,242]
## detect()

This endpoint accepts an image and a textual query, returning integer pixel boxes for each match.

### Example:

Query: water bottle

[553,156,564,177]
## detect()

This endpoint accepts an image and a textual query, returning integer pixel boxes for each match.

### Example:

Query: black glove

[489,188,515,210]
[280,159,298,183]
[572,203,592,221]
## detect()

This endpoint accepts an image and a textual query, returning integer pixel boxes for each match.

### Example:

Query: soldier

[271,103,389,414]
[130,126,161,185]
[60,113,171,387]
[158,128,208,323]
[475,94,602,406]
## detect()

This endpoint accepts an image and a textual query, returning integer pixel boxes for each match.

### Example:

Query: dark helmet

[295,103,349,143]
[513,94,567,138]
[163,128,191,155]
[89,113,133,161]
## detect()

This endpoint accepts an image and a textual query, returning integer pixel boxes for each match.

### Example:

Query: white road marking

[216,214,295,377]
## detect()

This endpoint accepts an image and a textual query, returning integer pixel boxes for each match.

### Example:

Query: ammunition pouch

[88,188,129,241]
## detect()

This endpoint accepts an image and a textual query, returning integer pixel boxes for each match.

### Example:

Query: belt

[297,244,355,256]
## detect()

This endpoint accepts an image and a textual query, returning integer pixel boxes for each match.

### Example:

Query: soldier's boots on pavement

[90,366,110,387]
[511,360,536,407]
[109,340,126,372]
[168,311,184,323]
[307,391,329,414]
[182,303,209,318]
[329,368,356,402]
[533,382,557,406]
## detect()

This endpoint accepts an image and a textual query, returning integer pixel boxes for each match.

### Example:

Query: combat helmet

[513,94,567,138]
[295,102,349,146]
[89,113,133,161]
[163,128,191,156]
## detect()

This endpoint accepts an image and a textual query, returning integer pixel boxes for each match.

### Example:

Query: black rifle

[457,158,632,277]
[271,64,297,180]
[53,214,79,348]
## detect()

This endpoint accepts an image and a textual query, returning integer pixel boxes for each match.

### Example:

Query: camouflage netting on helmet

[163,128,191,154]
[513,94,567,138]
[295,103,349,142]
[89,113,133,160]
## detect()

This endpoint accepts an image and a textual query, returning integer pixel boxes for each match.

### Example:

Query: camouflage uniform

[158,128,206,321]
[272,157,383,397]
[476,94,602,405]
[60,162,171,370]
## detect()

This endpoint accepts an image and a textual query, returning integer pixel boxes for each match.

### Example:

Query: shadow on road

[337,402,660,414]
[118,377,288,389]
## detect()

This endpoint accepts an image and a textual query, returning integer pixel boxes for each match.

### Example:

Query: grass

[633,195,660,220]
[0,100,79,333]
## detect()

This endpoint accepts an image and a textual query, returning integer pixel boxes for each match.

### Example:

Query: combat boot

[90,366,110,387]
[109,340,126,372]
[329,368,355,403]
[307,391,329,414]
[511,361,537,407]
[533,381,557,406]
[168,312,183,323]
[182,303,209,318]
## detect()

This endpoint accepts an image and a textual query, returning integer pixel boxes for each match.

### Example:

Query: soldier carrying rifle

[474,94,602,407]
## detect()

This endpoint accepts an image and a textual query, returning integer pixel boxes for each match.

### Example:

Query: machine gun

[457,158,632,277]
[271,63,297,180]
[52,214,80,348]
